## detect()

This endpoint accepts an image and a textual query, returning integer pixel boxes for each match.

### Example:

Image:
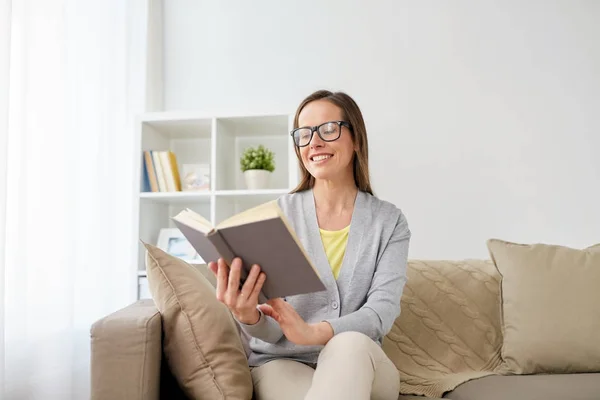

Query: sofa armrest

[91,299,162,400]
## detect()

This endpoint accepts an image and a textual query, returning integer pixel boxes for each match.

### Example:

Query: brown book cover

[172,201,326,303]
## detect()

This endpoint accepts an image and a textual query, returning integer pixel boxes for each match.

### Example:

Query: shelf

[140,191,212,204]
[217,115,290,137]
[141,116,212,140]
[214,189,290,197]
[139,189,291,205]
[139,111,213,122]
[135,112,298,300]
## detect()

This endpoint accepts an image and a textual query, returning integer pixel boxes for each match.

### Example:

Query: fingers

[267,298,287,310]
[258,304,280,322]
[249,271,267,303]
[226,257,242,303]
[215,258,228,302]
[267,298,295,320]
[208,261,218,276]
[215,258,267,323]
[240,264,260,297]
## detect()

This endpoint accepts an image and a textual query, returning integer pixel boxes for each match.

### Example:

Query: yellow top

[319,224,350,280]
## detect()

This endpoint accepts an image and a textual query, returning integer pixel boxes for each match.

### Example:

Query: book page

[216,200,280,229]
[172,208,213,234]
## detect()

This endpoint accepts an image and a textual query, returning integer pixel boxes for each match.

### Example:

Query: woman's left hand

[258,298,334,346]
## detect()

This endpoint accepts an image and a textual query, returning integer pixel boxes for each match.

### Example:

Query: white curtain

[1,0,149,398]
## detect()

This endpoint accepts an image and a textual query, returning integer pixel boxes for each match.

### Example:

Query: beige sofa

[90,253,600,400]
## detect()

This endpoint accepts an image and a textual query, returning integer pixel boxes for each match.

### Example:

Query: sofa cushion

[383,260,503,398]
[487,239,600,374]
[144,243,253,400]
[445,373,600,400]
[90,300,162,400]
[192,262,252,358]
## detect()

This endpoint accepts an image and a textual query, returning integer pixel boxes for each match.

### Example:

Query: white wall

[162,0,600,259]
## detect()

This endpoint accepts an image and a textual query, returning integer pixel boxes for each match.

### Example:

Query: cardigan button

[332,301,338,309]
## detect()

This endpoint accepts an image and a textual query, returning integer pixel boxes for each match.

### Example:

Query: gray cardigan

[238,189,411,367]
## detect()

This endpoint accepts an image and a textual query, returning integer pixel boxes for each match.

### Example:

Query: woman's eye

[322,124,336,135]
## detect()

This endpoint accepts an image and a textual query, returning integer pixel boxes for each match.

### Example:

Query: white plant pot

[244,169,271,190]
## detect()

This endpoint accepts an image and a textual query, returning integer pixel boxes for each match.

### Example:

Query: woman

[209,90,411,400]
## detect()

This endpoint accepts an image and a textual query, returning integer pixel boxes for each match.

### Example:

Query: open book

[172,201,326,304]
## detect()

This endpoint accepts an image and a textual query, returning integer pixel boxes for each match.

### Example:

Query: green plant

[240,145,275,172]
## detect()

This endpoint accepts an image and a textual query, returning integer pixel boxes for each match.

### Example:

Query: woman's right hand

[208,257,266,325]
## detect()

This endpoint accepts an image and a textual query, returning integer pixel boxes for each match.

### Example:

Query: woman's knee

[322,331,374,354]
[251,359,315,400]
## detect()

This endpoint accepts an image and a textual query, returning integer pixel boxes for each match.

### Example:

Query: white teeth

[312,154,332,161]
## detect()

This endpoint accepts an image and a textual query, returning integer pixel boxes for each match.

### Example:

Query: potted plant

[240,145,275,190]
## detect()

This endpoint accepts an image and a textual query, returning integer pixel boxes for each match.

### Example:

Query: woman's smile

[310,153,334,164]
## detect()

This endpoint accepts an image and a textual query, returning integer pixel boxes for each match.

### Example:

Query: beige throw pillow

[144,242,253,399]
[487,239,600,374]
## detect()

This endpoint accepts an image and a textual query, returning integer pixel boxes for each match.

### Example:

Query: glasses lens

[293,128,312,146]
[318,122,340,141]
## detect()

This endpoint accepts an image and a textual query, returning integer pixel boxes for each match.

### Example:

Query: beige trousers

[250,331,400,400]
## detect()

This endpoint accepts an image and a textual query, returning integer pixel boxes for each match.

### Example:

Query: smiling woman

[291,90,374,196]
[210,90,411,400]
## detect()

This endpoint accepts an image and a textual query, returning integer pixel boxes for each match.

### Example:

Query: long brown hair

[290,90,374,195]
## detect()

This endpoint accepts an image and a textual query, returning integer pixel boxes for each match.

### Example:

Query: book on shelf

[142,150,182,192]
[171,201,326,304]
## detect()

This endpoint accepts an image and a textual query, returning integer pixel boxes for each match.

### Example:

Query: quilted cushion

[383,259,503,398]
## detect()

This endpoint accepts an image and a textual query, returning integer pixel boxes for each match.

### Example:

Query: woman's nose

[310,132,324,148]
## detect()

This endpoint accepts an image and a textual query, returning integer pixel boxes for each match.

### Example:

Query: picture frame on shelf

[157,227,203,263]
[181,163,210,192]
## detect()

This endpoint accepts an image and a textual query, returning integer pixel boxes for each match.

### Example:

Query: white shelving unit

[133,111,300,299]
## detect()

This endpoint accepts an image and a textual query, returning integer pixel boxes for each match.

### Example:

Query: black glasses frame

[290,120,352,147]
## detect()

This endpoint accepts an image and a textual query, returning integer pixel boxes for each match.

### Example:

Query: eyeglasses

[290,121,352,148]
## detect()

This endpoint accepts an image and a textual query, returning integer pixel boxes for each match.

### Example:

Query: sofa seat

[91,250,600,400]
[442,373,600,400]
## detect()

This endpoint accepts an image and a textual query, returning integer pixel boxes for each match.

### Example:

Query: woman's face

[296,100,355,183]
